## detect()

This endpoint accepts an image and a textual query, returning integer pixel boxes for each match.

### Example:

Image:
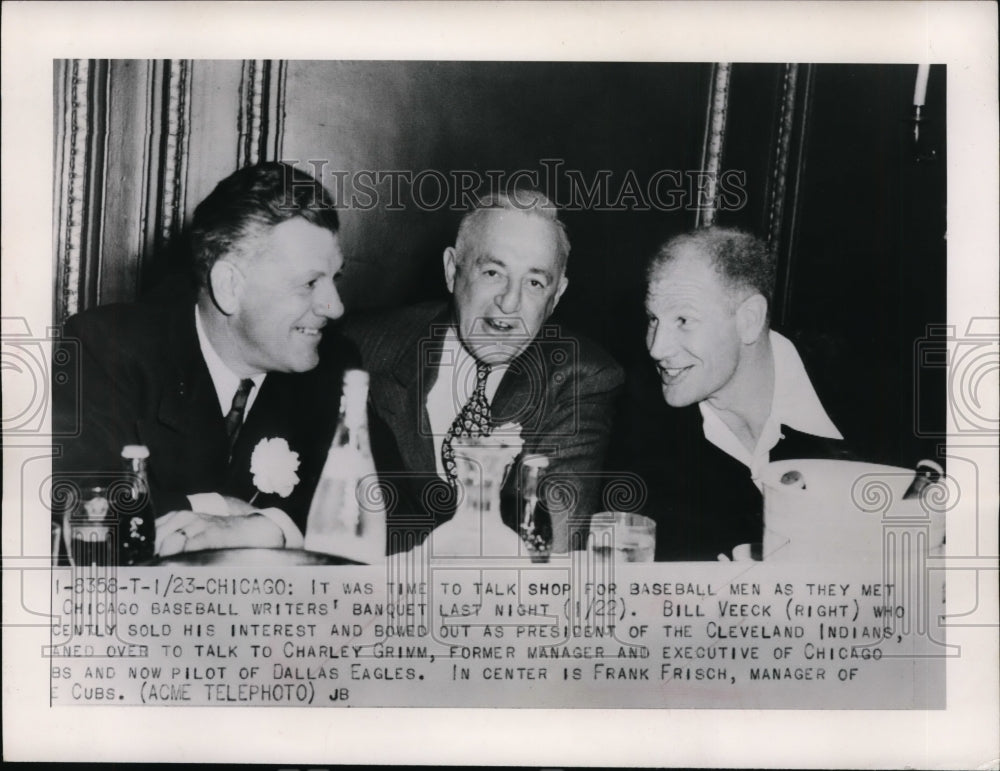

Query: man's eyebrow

[473,254,507,269]
[525,266,554,283]
[472,255,554,282]
[288,268,325,283]
[646,295,699,312]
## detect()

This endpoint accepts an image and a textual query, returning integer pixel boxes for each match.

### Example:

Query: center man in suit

[54,163,357,558]
[342,189,624,555]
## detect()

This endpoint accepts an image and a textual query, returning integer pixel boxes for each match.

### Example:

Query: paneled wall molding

[770,64,814,327]
[237,59,287,167]
[158,59,194,249]
[766,64,801,250]
[53,59,195,323]
[695,62,732,229]
[140,59,194,262]
[53,59,109,322]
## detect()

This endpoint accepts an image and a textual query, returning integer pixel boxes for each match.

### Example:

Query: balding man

[609,227,853,561]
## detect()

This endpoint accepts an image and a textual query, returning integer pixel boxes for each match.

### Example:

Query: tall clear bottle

[305,369,386,563]
[118,445,157,566]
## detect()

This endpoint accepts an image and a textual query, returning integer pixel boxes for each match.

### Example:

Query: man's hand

[156,510,285,556]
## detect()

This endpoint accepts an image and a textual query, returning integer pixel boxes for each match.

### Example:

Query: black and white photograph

[2,1,997,766]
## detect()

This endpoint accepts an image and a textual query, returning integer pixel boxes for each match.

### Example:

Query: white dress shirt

[699,330,843,491]
[194,306,266,418]
[426,327,508,479]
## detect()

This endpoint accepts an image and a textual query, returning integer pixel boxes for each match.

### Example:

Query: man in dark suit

[609,227,856,561]
[342,190,623,555]
[53,163,355,557]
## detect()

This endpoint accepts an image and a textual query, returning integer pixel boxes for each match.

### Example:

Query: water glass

[588,511,656,563]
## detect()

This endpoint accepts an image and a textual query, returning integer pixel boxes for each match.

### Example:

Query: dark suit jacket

[606,332,930,561]
[340,302,624,553]
[52,301,358,534]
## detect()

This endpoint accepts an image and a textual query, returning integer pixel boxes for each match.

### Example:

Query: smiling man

[609,227,850,561]
[53,163,358,559]
[342,190,623,555]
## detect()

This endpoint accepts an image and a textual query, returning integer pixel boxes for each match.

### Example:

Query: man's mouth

[294,326,323,337]
[483,317,520,333]
[659,364,693,385]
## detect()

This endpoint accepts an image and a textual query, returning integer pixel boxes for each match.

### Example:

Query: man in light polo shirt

[610,227,850,561]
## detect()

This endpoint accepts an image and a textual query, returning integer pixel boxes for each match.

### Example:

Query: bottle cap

[915,459,944,480]
[121,445,150,459]
[523,454,550,469]
[343,369,370,388]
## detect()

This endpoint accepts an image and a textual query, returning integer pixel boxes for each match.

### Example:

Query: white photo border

[2,1,997,767]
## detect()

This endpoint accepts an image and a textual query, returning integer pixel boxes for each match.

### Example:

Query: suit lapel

[407,310,449,474]
[156,305,227,444]
[492,334,548,433]
[373,305,452,475]
[231,374,286,460]
[225,374,290,502]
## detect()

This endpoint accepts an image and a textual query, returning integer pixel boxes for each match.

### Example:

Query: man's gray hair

[648,226,776,312]
[455,189,570,270]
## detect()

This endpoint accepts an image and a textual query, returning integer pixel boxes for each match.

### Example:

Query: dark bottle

[903,459,944,500]
[117,445,156,566]
[519,455,552,562]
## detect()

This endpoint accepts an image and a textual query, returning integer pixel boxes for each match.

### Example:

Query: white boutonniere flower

[250,438,301,500]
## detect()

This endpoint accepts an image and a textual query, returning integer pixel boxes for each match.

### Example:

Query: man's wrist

[252,508,304,549]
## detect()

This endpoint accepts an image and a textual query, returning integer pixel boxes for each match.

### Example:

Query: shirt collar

[768,329,842,440]
[194,306,266,417]
[698,329,842,468]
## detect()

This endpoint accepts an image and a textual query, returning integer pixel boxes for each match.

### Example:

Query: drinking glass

[63,484,116,567]
[588,511,656,563]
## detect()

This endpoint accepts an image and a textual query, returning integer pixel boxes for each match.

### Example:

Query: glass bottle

[519,454,551,561]
[117,445,156,566]
[305,370,386,563]
[903,459,944,500]
[427,433,525,557]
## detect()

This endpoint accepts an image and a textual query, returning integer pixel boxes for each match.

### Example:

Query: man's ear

[443,246,458,294]
[208,259,244,315]
[551,275,569,311]
[736,293,768,344]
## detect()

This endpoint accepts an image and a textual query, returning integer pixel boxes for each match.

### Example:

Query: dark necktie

[441,360,492,485]
[224,378,255,457]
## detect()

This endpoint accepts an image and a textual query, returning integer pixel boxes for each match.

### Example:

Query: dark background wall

[280,61,712,351]
[53,60,946,466]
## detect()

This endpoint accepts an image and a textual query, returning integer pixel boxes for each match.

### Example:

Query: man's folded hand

[155,509,284,556]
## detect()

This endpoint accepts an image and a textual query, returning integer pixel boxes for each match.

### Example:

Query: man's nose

[495,281,521,315]
[315,279,345,321]
[647,322,678,360]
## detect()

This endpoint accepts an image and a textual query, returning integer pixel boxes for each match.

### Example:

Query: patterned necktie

[224,378,255,457]
[441,360,492,485]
